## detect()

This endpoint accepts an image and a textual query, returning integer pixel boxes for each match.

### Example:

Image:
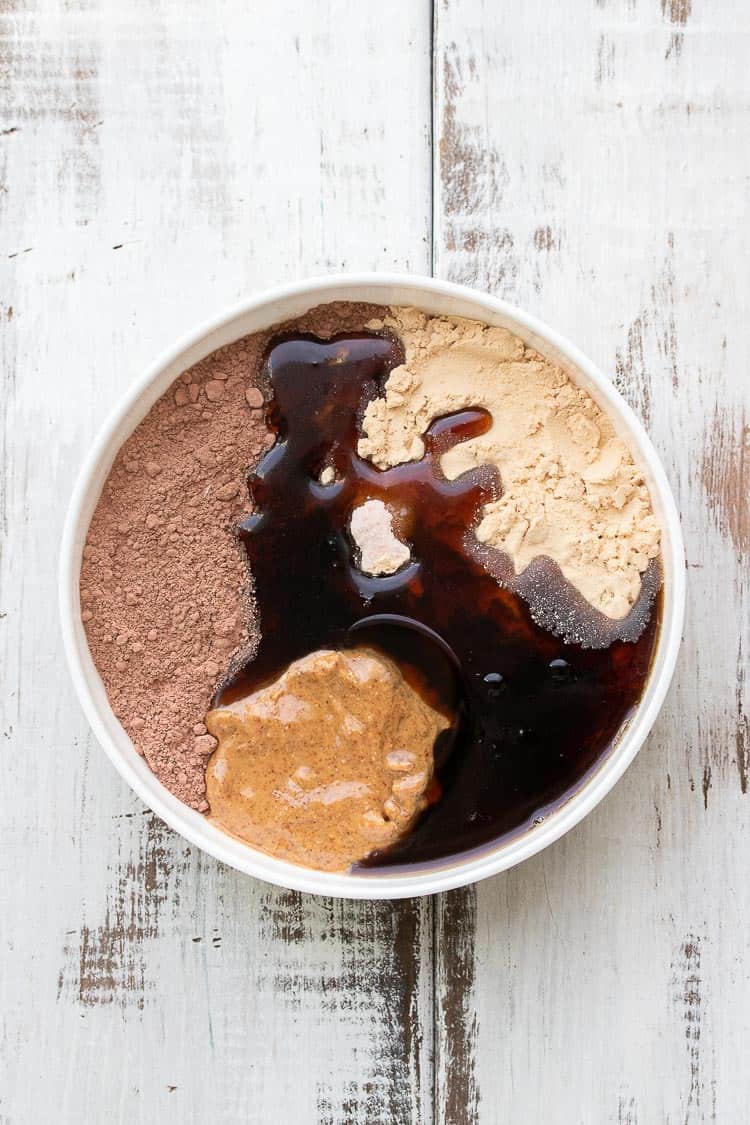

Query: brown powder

[81,301,385,809]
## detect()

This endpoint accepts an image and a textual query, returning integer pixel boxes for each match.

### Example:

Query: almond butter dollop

[204,647,449,872]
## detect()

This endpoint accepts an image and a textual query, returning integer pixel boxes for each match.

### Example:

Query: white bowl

[59,274,685,899]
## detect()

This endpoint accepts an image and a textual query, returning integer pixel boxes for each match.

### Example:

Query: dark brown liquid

[218,332,659,870]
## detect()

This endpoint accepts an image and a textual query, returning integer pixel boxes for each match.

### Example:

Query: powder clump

[350,498,411,576]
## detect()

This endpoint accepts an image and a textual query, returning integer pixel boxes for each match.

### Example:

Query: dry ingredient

[350,498,411,576]
[359,308,660,619]
[80,302,385,809]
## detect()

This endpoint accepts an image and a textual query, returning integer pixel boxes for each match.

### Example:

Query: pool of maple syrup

[217,331,660,870]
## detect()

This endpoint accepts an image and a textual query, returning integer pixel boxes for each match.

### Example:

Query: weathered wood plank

[434,887,479,1125]
[434,1,749,1121]
[5,1,748,1120]
[0,2,434,1122]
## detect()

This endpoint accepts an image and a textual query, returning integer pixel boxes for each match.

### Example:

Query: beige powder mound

[359,307,661,619]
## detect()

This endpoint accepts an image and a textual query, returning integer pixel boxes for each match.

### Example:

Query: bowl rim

[59,272,685,900]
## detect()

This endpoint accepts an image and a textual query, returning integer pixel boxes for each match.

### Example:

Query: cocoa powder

[81,302,385,809]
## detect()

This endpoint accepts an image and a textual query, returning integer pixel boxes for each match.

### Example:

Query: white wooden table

[2,2,748,1121]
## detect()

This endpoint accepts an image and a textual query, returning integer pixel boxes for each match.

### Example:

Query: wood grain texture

[2,0,749,1121]
[0,2,433,1122]
[434,1,749,1122]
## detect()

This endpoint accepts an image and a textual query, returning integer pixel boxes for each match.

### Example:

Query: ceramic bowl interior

[59,274,685,899]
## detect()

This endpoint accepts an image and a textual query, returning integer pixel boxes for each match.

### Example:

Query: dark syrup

[217,332,659,870]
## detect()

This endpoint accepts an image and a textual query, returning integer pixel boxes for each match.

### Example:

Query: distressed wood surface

[434,1,749,1122]
[1,0,748,1122]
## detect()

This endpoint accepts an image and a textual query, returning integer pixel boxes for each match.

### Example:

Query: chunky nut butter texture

[205,648,449,871]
